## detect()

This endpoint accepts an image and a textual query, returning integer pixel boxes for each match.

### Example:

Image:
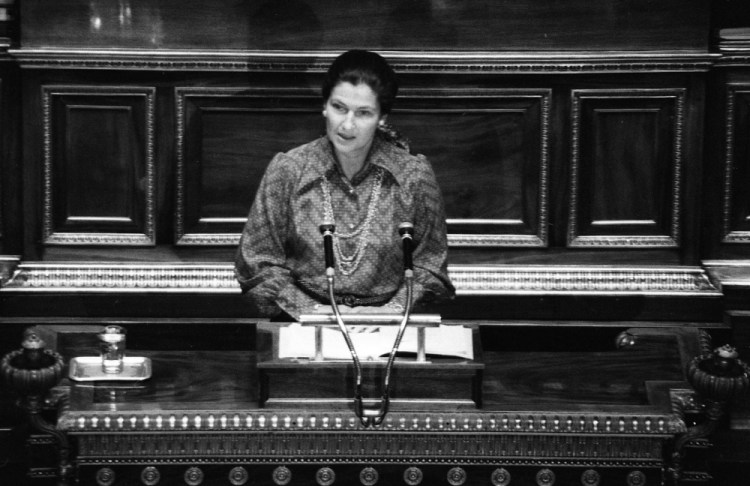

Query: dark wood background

[0,0,747,324]
[4,2,750,481]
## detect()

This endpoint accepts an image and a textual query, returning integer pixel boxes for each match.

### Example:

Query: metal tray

[69,356,152,382]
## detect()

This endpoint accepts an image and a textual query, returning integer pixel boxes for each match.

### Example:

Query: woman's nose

[341,112,355,130]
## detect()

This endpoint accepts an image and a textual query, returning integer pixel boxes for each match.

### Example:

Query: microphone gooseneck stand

[319,221,415,427]
[367,269,414,426]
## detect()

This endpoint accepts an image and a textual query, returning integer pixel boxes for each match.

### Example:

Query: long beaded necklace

[321,168,384,275]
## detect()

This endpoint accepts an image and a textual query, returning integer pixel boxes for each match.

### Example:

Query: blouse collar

[297,135,408,194]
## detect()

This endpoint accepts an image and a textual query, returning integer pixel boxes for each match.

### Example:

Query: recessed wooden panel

[721,86,750,244]
[176,88,550,248]
[42,86,156,246]
[568,89,685,248]
[175,88,322,245]
[393,90,550,247]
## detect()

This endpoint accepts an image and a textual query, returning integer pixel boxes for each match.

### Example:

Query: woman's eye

[356,110,373,118]
[331,102,347,113]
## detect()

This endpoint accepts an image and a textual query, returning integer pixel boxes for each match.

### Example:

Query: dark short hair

[321,50,399,115]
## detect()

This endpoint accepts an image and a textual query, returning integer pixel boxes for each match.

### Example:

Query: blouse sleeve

[234,153,319,319]
[389,155,455,307]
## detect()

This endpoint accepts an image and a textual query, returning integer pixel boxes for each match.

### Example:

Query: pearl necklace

[321,169,384,275]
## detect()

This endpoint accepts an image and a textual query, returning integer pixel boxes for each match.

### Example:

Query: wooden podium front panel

[256,323,484,410]
[57,326,698,486]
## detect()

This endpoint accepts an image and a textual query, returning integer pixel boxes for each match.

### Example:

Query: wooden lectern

[256,315,484,412]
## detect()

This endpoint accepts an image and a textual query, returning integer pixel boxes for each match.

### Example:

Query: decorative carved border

[41,85,156,246]
[66,410,677,466]
[174,87,550,248]
[568,89,685,248]
[721,85,750,243]
[62,409,682,435]
[1,263,719,295]
[174,87,318,246]
[71,434,667,467]
[2,263,237,292]
[450,265,718,295]
[11,49,717,73]
[442,89,550,247]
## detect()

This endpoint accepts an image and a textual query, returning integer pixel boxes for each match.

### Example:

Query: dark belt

[296,279,393,307]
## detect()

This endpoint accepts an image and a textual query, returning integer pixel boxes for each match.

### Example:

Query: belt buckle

[341,295,357,307]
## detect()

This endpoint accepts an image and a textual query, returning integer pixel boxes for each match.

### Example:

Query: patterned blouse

[234,134,454,320]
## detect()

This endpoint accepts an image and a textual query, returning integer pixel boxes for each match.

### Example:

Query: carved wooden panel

[175,87,550,248]
[0,76,3,243]
[394,89,550,247]
[42,86,156,246]
[174,87,322,245]
[568,89,685,248]
[721,85,750,243]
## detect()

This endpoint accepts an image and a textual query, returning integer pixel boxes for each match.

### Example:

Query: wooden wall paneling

[19,0,710,52]
[41,85,156,246]
[393,89,551,248]
[0,75,3,250]
[721,84,750,245]
[568,88,686,250]
[0,53,20,256]
[174,86,551,249]
[174,87,321,246]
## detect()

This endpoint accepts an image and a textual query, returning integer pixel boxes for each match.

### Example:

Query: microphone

[319,220,336,275]
[398,222,414,272]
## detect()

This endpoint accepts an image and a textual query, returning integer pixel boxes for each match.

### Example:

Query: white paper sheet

[278,323,473,360]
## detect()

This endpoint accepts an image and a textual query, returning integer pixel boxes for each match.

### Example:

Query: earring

[322,110,327,117]
[378,119,386,127]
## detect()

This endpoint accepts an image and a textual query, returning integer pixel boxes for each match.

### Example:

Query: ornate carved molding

[722,85,750,244]
[41,85,156,246]
[10,49,717,73]
[568,88,685,248]
[173,87,318,246]
[1,263,238,292]
[450,265,718,295]
[446,88,551,248]
[174,87,551,248]
[1,263,719,295]
[64,409,681,467]
[62,409,683,435]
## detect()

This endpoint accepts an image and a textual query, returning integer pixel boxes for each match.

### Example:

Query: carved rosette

[359,467,378,485]
[316,467,335,486]
[403,467,423,485]
[140,466,161,486]
[184,466,204,486]
[95,467,116,486]
[626,470,646,486]
[272,466,291,486]
[229,466,249,486]
[447,466,467,486]
[491,467,511,486]
[536,468,556,486]
[581,469,601,486]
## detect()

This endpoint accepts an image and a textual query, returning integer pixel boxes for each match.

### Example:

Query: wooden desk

[57,326,701,486]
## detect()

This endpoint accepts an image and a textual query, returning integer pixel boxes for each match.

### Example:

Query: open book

[278,319,474,361]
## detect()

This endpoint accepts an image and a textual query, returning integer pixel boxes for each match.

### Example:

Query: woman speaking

[235,50,454,321]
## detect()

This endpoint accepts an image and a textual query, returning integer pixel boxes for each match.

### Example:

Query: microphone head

[398,222,414,236]
[319,220,336,234]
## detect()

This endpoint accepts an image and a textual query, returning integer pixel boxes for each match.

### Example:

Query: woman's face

[324,81,384,163]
